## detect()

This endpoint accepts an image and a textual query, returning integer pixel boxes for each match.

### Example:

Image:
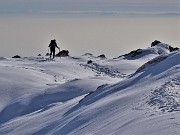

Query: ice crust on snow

[0,43,179,135]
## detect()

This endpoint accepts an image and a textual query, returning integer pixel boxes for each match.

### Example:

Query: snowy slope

[0,43,179,135]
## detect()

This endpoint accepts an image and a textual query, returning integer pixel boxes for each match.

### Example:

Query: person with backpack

[48,39,60,59]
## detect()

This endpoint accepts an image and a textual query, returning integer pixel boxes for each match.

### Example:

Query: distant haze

[0,0,179,57]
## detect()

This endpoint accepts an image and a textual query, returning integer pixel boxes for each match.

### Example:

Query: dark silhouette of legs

[50,47,56,59]
[52,50,55,59]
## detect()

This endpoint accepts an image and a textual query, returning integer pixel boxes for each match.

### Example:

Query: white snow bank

[134,51,180,77]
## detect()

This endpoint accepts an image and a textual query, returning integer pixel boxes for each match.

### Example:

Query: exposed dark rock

[45,53,50,56]
[87,60,93,64]
[151,40,161,47]
[151,40,179,52]
[98,54,106,59]
[56,50,69,57]
[12,55,21,58]
[38,54,42,56]
[123,49,142,58]
[169,46,179,52]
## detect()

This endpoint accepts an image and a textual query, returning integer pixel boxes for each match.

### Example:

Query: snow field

[0,43,179,135]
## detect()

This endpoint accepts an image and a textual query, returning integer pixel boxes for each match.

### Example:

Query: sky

[0,0,179,13]
[0,0,179,57]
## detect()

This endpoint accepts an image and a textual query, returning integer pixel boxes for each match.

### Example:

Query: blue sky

[0,0,179,14]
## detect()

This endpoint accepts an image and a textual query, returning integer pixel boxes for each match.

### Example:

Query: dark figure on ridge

[48,39,60,59]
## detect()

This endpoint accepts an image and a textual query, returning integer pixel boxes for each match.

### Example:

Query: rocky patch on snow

[12,55,21,58]
[151,40,179,52]
[97,54,106,59]
[56,50,69,57]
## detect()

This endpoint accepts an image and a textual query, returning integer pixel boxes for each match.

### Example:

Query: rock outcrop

[97,54,106,59]
[56,50,69,57]
[12,55,21,58]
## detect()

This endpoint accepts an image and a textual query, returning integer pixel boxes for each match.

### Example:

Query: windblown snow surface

[0,43,179,135]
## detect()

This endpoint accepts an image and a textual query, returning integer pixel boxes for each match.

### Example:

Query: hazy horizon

[0,0,179,58]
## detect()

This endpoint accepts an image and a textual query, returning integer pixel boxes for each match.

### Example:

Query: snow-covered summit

[130,40,180,76]
[151,40,179,52]
[151,42,179,55]
[119,41,179,60]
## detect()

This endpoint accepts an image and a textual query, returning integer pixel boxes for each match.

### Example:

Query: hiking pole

[48,48,51,60]
[59,48,61,59]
